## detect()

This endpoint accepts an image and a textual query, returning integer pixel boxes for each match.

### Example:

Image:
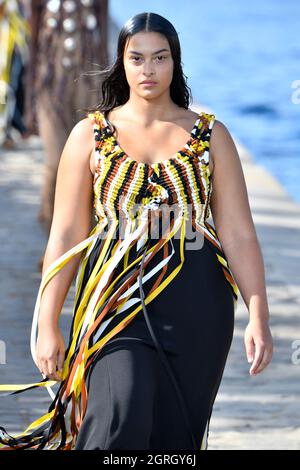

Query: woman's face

[123,31,174,99]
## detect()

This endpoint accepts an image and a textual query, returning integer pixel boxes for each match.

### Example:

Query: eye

[131,56,141,62]
[155,55,167,61]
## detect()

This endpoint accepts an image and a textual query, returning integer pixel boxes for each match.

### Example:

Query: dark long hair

[80,12,193,134]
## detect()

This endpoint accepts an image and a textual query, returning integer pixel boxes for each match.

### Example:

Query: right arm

[36,118,95,381]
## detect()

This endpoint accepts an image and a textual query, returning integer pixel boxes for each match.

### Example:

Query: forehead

[125,32,170,54]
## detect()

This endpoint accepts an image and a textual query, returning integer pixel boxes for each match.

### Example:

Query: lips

[141,81,157,85]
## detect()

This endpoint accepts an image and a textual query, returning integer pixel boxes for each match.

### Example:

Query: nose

[142,60,155,76]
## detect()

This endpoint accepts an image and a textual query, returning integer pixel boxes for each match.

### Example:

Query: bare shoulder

[210,119,233,147]
[62,117,95,174]
[68,117,94,146]
[210,119,240,174]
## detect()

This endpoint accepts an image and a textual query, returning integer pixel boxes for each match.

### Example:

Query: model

[0,12,273,450]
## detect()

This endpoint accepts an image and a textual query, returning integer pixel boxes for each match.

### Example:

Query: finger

[57,350,65,376]
[37,361,47,379]
[253,348,272,374]
[249,343,264,375]
[40,359,49,379]
[52,356,64,382]
[42,359,54,380]
[245,336,255,363]
[39,358,46,375]
[36,359,42,375]
[47,360,61,381]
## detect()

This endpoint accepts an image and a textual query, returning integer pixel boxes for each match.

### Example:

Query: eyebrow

[127,49,170,55]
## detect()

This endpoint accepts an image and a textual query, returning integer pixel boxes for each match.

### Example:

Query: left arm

[209,120,273,376]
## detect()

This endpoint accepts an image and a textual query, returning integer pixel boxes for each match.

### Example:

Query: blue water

[110,0,300,204]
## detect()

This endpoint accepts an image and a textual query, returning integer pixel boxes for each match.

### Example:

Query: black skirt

[74,235,235,450]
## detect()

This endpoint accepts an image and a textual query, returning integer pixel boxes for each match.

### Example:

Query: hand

[36,324,66,382]
[244,319,273,376]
